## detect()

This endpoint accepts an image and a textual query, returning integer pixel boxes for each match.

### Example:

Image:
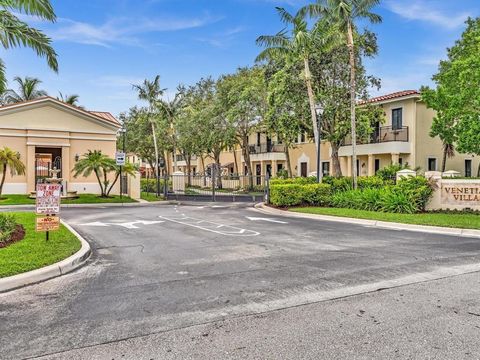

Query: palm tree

[4,76,47,103]
[133,76,165,195]
[304,0,381,188]
[0,147,26,198]
[72,150,112,197]
[158,88,184,173]
[106,162,138,196]
[256,7,321,151]
[0,0,58,92]
[58,92,81,107]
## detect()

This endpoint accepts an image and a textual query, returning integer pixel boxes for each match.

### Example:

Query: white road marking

[80,220,164,229]
[246,216,288,224]
[159,215,260,236]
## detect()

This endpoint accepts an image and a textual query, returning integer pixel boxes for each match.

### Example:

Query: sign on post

[36,184,61,215]
[116,152,126,166]
[36,215,60,232]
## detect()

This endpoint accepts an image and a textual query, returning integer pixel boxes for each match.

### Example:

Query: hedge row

[269,176,433,214]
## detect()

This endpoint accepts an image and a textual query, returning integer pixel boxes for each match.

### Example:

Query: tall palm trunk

[303,56,319,149]
[150,120,160,195]
[233,148,239,175]
[0,164,7,197]
[347,21,358,188]
[242,136,253,189]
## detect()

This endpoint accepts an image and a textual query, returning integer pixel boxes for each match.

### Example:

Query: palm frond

[275,7,295,25]
[0,0,56,21]
[256,33,289,48]
[0,58,6,94]
[0,10,58,71]
[255,47,290,62]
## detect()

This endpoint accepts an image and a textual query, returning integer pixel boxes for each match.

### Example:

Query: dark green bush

[0,213,17,243]
[141,178,171,192]
[270,176,317,186]
[376,164,408,181]
[322,176,352,192]
[396,176,434,211]
[269,184,304,207]
[301,183,332,206]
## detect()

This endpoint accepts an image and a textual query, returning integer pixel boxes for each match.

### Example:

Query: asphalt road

[1,203,480,359]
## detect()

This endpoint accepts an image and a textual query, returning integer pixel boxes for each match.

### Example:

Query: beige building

[168,90,478,179]
[0,97,121,195]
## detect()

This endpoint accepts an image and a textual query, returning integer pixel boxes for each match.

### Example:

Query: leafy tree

[309,30,382,177]
[256,7,323,151]
[72,150,112,197]
[0,146,26,197]
[0,0,58,92]
[421,87,456,172]
[422,18,480,176]
[265,57,310,176]
[304,0,382,187]
[217,67,267,187]
[4,76,47,103]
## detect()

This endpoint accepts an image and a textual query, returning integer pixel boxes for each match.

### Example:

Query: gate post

[212,166,216,202]
[265,172,270,205]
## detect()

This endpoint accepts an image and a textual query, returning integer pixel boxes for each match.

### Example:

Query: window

[322,162,330,176]
[256,132,261,146]
[465,159,472,177]
[428,158,437,171]
[392,108,403,130]
[300,162,308,177]
[375,159,380,174]
[300,132,306,143]
[356,159,360,176]
[399,157,403,166]
[277,163,283,173]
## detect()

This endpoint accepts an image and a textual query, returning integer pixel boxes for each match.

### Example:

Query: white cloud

[45,13,221,47]
[385,0,470,29]
[195,26,247,48]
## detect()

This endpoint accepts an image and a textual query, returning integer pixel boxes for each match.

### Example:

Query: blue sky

[4,0,479,115]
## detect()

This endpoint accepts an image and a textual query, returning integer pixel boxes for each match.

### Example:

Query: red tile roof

[0,96,120,127]
[90,111,120,125]
[360,90,420,105]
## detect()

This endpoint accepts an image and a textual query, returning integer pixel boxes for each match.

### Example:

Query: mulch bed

[0,225,26,249]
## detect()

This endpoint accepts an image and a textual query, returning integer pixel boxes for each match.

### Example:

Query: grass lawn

[141,192,165,202]
[291,207,480,230]
[0,194,137,206]
[0,212,81,278]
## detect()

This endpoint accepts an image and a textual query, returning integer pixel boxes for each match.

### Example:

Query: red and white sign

[36,184,61,214]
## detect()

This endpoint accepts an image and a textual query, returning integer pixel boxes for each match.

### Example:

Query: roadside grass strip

[159,215,260,236]
[291,207,480,230]
[0,194,137,206]
[0,213,81,278]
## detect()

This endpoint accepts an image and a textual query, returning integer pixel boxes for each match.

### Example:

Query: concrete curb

[0,200,176,211]
[0,220,91,293]
[255,203,480,239]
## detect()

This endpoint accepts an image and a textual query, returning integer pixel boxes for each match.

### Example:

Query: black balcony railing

[343,126,409,146]
[249,143,286,154]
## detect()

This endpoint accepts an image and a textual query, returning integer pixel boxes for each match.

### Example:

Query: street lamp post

[315,105,324,184]
[119,127,127,199]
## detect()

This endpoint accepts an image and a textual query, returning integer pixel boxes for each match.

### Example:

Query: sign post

[116,152,126,200]
[35,183,61,241]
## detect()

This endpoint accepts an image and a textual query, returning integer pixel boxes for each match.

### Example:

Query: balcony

[249,143,286,154]
[343,126,409,146]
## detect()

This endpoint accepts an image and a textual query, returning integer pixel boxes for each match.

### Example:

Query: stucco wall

[0,101,120,195]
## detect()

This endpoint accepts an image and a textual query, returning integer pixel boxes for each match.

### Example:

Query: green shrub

[269,184,304,207]
[302,183,332,206]
[141,178,171,192]
[0,213,17,243]
[376,164,408,181]
[270,176,317,186]
[379,188,417,214]
[357,176,388,189]
[396,176,434,211]
[323,176,352,192]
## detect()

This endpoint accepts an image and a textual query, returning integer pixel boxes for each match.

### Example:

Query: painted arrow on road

[246,217,288,224]
[79,220,164,229]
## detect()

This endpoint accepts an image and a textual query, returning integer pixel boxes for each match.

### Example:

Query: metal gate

[143,169,268,203]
